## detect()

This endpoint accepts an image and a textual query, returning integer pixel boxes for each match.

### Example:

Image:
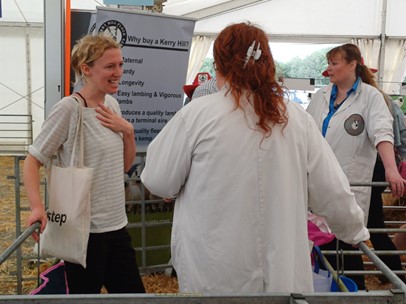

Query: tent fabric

[0,0,100,22]
[0,25,44,143]
[186,35,214,85]
[352,38,406,94]
[381,40,406,94]
[0,0,102,143]
[163,0,406,38]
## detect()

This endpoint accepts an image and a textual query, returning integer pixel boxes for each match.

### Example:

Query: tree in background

[276,47,331,87]
[199,58,216,77]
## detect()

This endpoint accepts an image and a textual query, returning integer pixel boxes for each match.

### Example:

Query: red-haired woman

[142,23,369,293]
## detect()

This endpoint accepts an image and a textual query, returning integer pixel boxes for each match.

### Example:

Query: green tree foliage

[276,47,332,86]
[199,58,215,77]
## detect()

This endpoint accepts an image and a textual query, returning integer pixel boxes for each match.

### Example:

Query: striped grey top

[29,95,128,233]
[191,78,218,100]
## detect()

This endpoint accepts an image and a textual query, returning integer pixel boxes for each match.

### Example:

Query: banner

[96,7,195,152]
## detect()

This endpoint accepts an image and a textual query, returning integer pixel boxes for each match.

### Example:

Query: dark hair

[327,43,378,87]
[213,22,288,138]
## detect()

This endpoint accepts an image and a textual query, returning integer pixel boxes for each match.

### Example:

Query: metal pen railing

[359,242,406,293]
[0,222,40,265]
[0,114,32,155]
[320,181,406,281]
[1,154,406,297]
[0,239,405,304]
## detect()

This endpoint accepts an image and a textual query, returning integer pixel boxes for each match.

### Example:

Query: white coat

[307,82,394,224]
[141,87,369,293]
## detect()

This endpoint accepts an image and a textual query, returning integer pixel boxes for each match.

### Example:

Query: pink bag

[308,218,335,246]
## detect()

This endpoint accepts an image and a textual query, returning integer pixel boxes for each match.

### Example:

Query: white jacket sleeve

[306,114,370,244]
[364,88,394,147]
[141,111,192,198]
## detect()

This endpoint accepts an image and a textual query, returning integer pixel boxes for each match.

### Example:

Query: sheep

[124,163,174,214]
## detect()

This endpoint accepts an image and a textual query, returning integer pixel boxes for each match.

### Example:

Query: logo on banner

[99,20,127,47]
[89,23,97,35]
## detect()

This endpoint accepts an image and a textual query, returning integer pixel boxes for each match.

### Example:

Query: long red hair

[213,22,288,137]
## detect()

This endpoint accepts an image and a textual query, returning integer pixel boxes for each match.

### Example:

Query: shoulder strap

[75,92,88,107]
[70,96,85,168]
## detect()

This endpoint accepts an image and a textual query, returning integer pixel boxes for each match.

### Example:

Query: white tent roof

[3,0,405,39]
[163,0,406,39]
[0,0,105,23]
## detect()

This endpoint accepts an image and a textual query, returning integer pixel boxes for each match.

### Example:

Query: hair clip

[253,42,262,60]
[244,41,256,68]
[243,41,262,69]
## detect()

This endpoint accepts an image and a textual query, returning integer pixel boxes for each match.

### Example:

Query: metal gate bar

[2,155,406,296]
[359,242,406,293]
[0,222,39,265]
[0,290,401,304]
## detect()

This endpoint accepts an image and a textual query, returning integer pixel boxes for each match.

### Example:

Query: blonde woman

[24,34,145,294]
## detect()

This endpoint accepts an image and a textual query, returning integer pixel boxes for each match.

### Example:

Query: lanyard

[322,78,360,137]
[322,101,340,137]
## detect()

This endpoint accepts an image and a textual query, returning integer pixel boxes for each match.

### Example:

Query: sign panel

[96,8,195,152]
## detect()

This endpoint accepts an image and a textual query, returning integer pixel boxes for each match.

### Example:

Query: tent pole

[25,29,33,147]
[378,0,387,91]
[64,0,71,97]
[25,30,32,117]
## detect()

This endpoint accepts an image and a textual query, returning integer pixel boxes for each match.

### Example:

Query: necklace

[75,92,88,107]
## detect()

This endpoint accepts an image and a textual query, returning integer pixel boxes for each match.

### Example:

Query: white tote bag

[39,100,93,268]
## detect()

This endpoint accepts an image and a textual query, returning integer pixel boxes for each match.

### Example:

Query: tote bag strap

[312,245,327,273]
[313,246,350,292]
[46,97,83,180]
[71,96,85,168]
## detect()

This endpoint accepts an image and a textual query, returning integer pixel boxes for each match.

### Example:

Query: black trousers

[368,157,404,282]
[64,227,145,294]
